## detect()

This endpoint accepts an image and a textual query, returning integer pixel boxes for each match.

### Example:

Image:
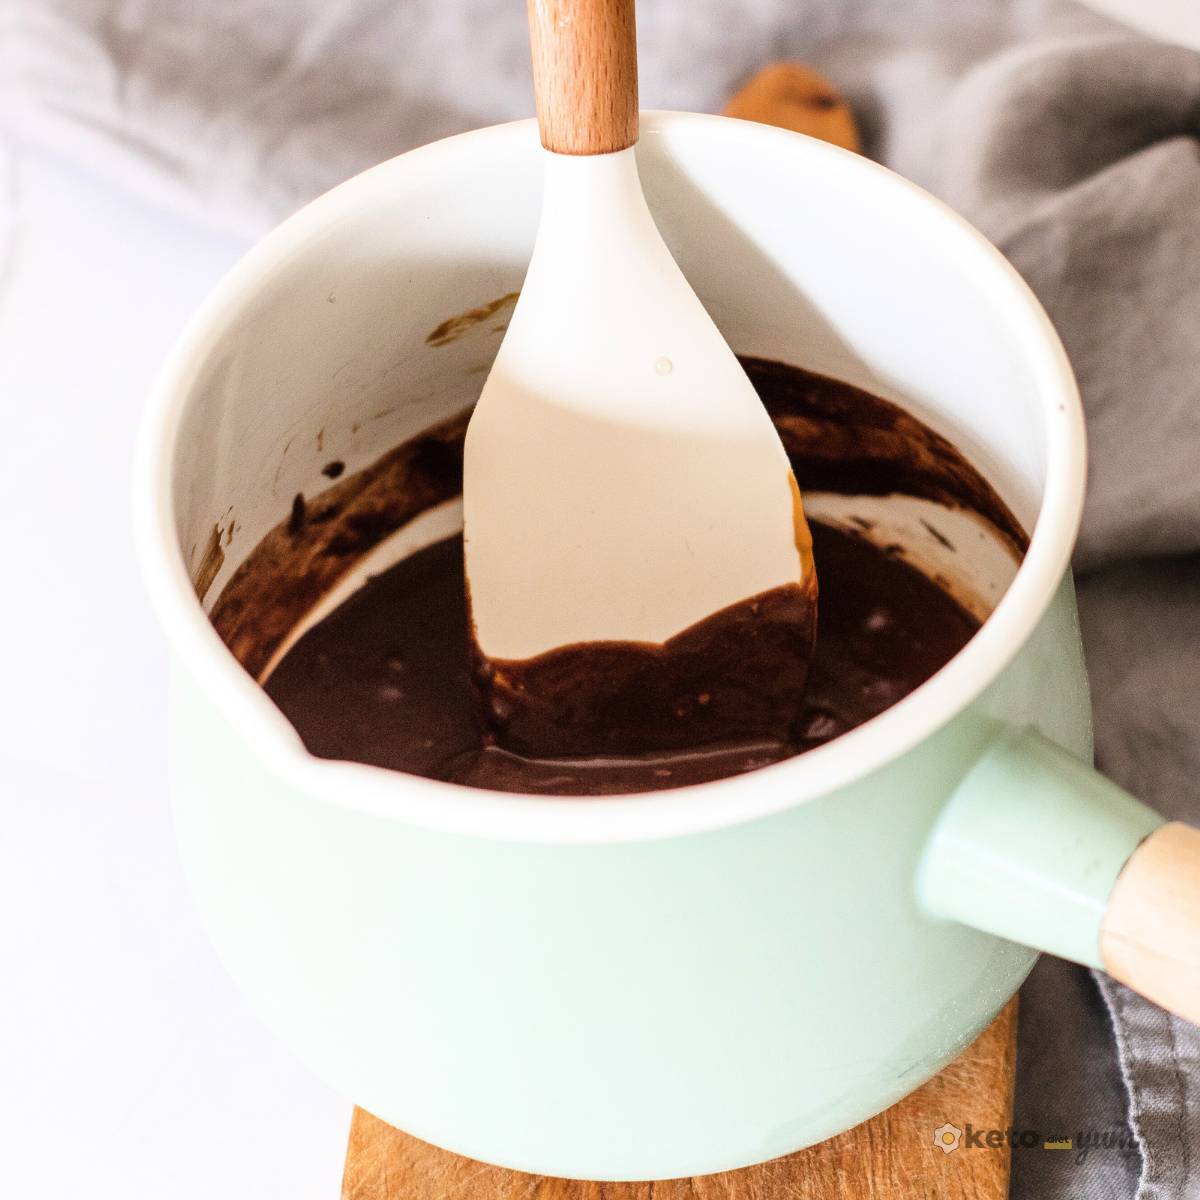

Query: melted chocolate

[214,358,1022,797]
[470,466,819,759]
[472,576,817,760]
[212,414,467,679]
[263,523,978,794]
[210,362,1022,681]
[746,357,1028,559]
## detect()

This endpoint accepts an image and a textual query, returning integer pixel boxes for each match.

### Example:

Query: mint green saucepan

[135,113,1200,1181]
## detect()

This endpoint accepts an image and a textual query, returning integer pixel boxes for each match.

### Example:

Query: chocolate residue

[322,460,346,479]
[425,292,519,348]
[920,518,955,551]
[789,470,815,575]
[211,358,1026,702]
[209,410,470,679]
[474,574,818,759]
[744,358,1027,558]
[288,493,307,536]
[193,524,225,603]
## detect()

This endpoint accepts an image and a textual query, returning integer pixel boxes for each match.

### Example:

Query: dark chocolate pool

[210,358,1025,796]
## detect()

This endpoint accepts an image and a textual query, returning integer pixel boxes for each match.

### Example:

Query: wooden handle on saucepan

[527,0,639,154]
[1101,822,1200,1025]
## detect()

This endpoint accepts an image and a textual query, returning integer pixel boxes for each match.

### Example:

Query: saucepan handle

[527,0,640,156]
[918,726,1200,1025]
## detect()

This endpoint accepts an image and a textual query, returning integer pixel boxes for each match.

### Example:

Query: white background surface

[0,146,348,1198]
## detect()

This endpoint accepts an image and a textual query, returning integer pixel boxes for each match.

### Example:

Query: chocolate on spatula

[464,1,818,759]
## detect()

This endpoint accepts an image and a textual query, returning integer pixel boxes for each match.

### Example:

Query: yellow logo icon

[1043,1138,1073,1151]
[933,1123,963,1154]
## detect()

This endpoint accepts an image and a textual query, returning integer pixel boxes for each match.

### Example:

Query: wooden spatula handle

[1101,822,1200,1025]
[527,0,639,155]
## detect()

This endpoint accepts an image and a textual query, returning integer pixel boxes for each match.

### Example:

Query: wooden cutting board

[342,66,1015,1200]
[342,998,1016,1199]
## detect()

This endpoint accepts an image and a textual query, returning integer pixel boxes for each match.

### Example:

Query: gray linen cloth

[8,2,1198,1196]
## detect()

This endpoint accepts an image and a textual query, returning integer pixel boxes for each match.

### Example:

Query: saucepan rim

[134,111,1086,845]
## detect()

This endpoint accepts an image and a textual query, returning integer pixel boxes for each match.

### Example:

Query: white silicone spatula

[463,0,813,691]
